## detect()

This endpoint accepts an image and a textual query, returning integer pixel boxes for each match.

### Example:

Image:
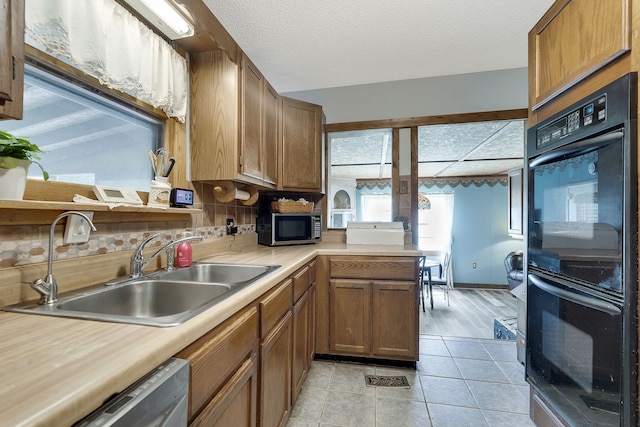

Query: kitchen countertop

[0,242,420,427]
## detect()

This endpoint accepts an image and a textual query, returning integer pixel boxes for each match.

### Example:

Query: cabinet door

[280,97,322,191]
[529,0,630,109]
[0,0,24,120]
[176,307,259,421]
[307,260,317,362]
[191,354,258,427]
[308,281,316,364]
[240,53,264,180]
[260,311,292,427]
[291,291,309,404]
[262,81,279,185]
[371,281,418,359]
[329,279,371,355]
[190,50,239,182]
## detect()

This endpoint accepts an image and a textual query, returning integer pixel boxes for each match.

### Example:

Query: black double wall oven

[526,73,638,426]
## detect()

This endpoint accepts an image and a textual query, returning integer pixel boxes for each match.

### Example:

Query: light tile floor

[286,335,535,427]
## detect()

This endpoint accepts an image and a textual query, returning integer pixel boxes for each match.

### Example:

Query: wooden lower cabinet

[292,291,309,402]
[324,256,420,361]
[329,279,417,359]
[371,282,417,358]
[260,312,292,427]
[258,277,293,427]
[329,279,371,354]
[307,281,316,364]
[175,306,259,425]
[191,354,257,427]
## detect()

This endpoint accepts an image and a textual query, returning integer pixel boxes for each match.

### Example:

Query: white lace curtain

[25,0,188,122]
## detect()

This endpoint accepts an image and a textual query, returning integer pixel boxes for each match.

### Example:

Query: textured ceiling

[202,0,554,93]
[200,1,547,178]
[330,120,525,179]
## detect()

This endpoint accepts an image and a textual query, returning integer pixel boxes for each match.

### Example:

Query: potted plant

[0,130,48,200]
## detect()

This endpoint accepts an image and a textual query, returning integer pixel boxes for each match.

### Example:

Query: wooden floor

[419,287,518,339]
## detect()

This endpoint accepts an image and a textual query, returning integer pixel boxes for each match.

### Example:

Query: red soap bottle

[176,241,192,267]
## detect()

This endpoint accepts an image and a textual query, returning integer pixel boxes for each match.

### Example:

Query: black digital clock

[170,188,194,208]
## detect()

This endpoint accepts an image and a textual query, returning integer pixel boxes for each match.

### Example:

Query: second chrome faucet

[130,234,204,278]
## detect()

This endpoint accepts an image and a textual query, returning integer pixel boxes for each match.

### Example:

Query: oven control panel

[536,94,607,150]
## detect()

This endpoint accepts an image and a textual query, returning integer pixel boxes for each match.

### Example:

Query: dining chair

[426,252,451,306]
[418,256,426,312]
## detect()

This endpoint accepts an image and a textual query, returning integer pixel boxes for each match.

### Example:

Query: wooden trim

[325,109,528,132]
[392,128,400,218]
[173,0,240,59]
[410,127,418,245]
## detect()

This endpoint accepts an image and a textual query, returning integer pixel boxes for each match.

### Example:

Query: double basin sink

[5,263,280,327]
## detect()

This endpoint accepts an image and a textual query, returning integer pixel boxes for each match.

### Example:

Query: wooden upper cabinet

[529,0,630,110]
[0,0,12,105]
[190,50,277,188]
[0,0,24,120]
[190,50,239,182]
[280,96,323,192]
[239,53,263,181]
[263,80,279,185]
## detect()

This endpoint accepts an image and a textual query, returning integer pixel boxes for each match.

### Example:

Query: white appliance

[331,209,356,228]
[346,221,405,245]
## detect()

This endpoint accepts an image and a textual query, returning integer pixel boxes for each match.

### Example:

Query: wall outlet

[472,262,477,269]
[226,218,237,235]
[64,212,94,244]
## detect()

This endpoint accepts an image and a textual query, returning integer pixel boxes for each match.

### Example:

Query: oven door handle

[529,130,624,167]
[529,274,622,316]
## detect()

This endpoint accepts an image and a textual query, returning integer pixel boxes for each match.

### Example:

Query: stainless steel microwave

[257,213,322,246]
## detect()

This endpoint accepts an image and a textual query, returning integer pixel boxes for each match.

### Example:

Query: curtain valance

[25,0,188,122]
[356,176,507,190]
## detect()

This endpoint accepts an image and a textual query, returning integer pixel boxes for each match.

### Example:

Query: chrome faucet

[130,234,160,278]
[130,234,204,278]
[32,211,97,305]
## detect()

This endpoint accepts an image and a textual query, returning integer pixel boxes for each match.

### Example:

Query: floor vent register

[364,375,410,388]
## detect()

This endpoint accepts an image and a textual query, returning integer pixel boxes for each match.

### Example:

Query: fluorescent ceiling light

[123,0,194,40]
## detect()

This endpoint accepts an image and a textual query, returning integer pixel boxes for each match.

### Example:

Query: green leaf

[0,157,20,169]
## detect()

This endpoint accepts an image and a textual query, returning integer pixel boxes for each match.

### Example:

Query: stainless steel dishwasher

[74,358,189,427]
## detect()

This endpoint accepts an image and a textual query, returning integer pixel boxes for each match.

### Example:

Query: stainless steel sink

[61,280,231,317]
[157,262,280,285]
[4,263,280,327]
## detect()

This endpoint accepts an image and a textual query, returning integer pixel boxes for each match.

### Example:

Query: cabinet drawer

[309,260,316,285]
[176,306,259,420]
[330,256,417,281]
[260,278,293,338]
[293,265,310,303]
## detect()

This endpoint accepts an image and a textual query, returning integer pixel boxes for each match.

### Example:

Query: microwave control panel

[313,216,322,238]
[536,94,607,150]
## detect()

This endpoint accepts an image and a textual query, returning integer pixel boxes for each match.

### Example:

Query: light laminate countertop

[0,242,420,427]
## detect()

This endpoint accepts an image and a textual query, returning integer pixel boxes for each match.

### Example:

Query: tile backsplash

[0,181,259,268]
[0,223,256,268]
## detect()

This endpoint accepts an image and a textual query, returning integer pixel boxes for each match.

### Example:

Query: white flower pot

[0,159,31,200]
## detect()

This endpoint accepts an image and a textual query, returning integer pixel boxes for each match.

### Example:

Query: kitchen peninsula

[0,239,420,427]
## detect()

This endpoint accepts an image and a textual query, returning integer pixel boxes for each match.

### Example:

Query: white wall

[283,67,528,123]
